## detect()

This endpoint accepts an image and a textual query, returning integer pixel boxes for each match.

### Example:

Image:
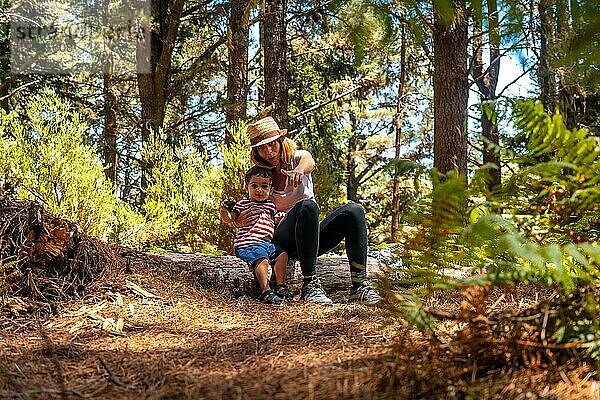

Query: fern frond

[383,99,600,348]
[513,100,600,212]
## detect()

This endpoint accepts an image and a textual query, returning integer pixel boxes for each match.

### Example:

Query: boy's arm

[219,201,239,224]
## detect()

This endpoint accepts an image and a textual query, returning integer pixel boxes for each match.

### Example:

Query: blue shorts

[235,242,284,266]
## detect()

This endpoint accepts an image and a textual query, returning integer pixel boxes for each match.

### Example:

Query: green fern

[383,100,600,352]
[513,100,600,213]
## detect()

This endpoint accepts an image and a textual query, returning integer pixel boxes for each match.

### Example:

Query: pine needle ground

[1,262,599,399]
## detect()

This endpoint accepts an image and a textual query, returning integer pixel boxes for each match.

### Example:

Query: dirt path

[1,265,598,399]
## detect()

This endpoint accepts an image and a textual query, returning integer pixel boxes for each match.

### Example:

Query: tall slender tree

[136,0,185,197]
[261,0,289,128]
[225,0,252,142]
[472,0,501,190]
[537,0,556,112]
[433,0,468,175]
[101,0,118,185]
[102,70,119,185]
[552,0,600,131]
[0,0,11,113]
[391,22,407,242]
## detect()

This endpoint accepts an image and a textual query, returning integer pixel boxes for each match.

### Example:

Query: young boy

[220,166,291,304]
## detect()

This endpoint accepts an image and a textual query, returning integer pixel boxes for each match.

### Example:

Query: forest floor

[1,262,599,400]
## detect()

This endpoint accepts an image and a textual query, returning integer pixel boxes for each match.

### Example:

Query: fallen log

[122,251,384,297]
[1,196,383,302]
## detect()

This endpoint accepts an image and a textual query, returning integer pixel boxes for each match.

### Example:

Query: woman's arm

[294,149,315,174]
[282,150,315,187]
[233,206,261,227]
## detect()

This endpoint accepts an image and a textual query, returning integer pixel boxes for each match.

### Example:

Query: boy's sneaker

[259,289,283,304]
[349,281,381,305]
[300,279,333,306]
[274,284,294,301]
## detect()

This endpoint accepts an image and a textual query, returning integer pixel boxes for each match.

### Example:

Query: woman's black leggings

[272,200,368,286]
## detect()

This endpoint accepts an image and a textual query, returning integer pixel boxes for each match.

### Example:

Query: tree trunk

[555,0,577,129]
[346,112,359,202]
[101,0,118,186]
[391,24,407,242]
[346,180,358,203]
[102,72,119,185]
[261,0,289,128]
[472,0,501,190]
[538,0,556,113]
[481,112,500,186]
[136,0,185,200]
[225,0,251,143]
[0,196,385,300]
[433,0,468,176]
[124,251,473,297]
[0,10,10,113]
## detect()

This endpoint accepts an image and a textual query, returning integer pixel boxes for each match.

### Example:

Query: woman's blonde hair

[250,137,297,168]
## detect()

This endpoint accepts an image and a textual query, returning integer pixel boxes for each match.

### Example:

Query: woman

[233,116,380,305]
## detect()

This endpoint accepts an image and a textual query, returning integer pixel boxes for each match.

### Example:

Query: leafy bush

[197,121,251,253]
[136,121,250,253]
[0,90,123,239]
[0,91,254,253]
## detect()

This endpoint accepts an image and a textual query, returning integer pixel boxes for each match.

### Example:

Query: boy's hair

[245,166,273,185]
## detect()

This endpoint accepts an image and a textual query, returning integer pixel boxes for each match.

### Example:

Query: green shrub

[134,121,250,253]
[194,121,251,253]
[0,90,124,239]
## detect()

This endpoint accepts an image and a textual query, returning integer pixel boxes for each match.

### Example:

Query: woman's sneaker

[300,279,333,306]
[274,284,294,301]
[259,289,283,304]
[349,281,381,305]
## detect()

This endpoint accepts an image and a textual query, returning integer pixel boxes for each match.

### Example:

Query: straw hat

[247,117,286,147]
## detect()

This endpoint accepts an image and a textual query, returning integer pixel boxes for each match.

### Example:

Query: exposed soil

[1,263,599,400]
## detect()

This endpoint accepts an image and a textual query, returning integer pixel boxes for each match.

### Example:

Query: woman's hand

[235,206,261,227]
[281,169,304,188]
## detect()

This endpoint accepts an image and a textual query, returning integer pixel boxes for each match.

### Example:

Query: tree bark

[555,0,577,130]
[433,0,468,176]
[0,9,10,113]
[136,0,185,200]
[102,72,118,185]
[391,24,407,242]
[472,0,501,190]
[225,0,251,143]
[538,0,556,113]
[346,112,359,202]
[261,0,289,128]
[101,0,118,186]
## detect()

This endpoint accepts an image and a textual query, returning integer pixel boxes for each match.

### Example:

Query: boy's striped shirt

[232,199,281,249]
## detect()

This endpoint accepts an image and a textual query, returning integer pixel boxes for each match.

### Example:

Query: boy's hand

[221,199,236,212]
[220,200,237,225]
